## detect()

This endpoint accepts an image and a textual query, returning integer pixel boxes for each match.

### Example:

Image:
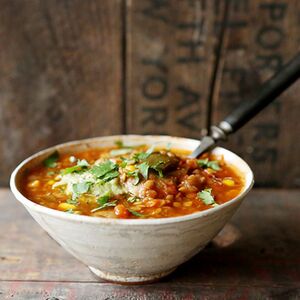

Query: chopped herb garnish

[43,151,59,168]
[128,208,144,217]
[197,188,218,206]
[138,162,150,179]
[133,145,155,162]
[114,140,124,148]
[120,159,127,168]
[101,170,119,182]
[197,158,221,171]
[127,196,140,203]
[91,199,117,212]
[127,170,140,185]
[67,198,78,205]
[110,148,132,157]
[72,182,91,198]
[47,171,56,176]
[77,159,90,167]
[97,193,111,206]
[62,159,90,175]
[120,157,135,167]
[90,160,119,182]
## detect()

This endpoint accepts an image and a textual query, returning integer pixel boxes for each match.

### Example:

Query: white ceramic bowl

[10,135,254,283]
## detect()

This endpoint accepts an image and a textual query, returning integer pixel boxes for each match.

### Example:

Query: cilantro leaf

[127,170,140,185]
[197,158,221,171]
[72,182,91,195]
[127,196,140,203]
[133,145,155,162]
[96,193,111,206]
[101,170,119,182]
[91,199,117,212]
[90,161,119,182]
[138,162,150,179]
[62,159,90,175]
[90,161,118,177]
[77,159,90,167]
[67,198,79,205]
[43,151,59,168]
[197,188,218,206]
[114,140,124,148]
[128,208,144,217]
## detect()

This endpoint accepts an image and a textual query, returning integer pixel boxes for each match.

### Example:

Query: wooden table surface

[1,188,299,299]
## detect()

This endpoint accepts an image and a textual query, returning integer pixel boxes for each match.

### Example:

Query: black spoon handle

[222,52,300,134]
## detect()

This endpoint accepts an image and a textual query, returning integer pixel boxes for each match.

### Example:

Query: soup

[21,142,244,219]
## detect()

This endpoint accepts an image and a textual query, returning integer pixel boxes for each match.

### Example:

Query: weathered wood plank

[1,281,299,300]
[0,0,123,186]
[1,188,300,287]
[212,0,300,188]
[126,0,225,137]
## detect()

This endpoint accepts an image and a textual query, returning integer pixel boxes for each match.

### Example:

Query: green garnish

[97,193,111,205]
[197,188,218,206]
[43,151,59,168]
[197,158,221,171]
[62,159,90,175]
[120,157,135,168]
[91,196,117,212]
[47,171,56,176]
[67,198,78,205]
[114,140,124,148]
[133,145,155,162]
[90,161,119,182]
[127,170,140,185]
[127,196,140,203]
[128,209,144,217]
[138,162,150,179]
[72,182,92,200]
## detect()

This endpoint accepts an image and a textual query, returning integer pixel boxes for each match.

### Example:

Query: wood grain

[126,0,225,137]
[1,281,299,300]
[0,0,123,185]
[1,188,300,298]
[0,0,299,188]
[212,0,300,188]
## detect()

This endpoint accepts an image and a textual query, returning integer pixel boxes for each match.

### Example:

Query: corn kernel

[155,208,162,214]
[126,165,136,172]
[223,179,235,186]
[183,201,193,207]
[55,175,62,181]
[47,180,55,185]
[173,202,181,208]
[28,180,40,188]
[58,203,77,211]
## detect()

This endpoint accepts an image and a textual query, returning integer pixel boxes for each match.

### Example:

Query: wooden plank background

[0,0,299,187]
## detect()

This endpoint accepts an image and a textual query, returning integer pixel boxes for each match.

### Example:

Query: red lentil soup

[22,143,244,219]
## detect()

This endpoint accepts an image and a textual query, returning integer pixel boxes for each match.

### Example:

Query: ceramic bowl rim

[10,134,254,226]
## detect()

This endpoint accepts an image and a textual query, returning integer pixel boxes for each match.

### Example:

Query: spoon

[190,52,300,158]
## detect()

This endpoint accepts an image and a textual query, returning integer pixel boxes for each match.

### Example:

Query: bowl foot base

[88,266,177,284]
